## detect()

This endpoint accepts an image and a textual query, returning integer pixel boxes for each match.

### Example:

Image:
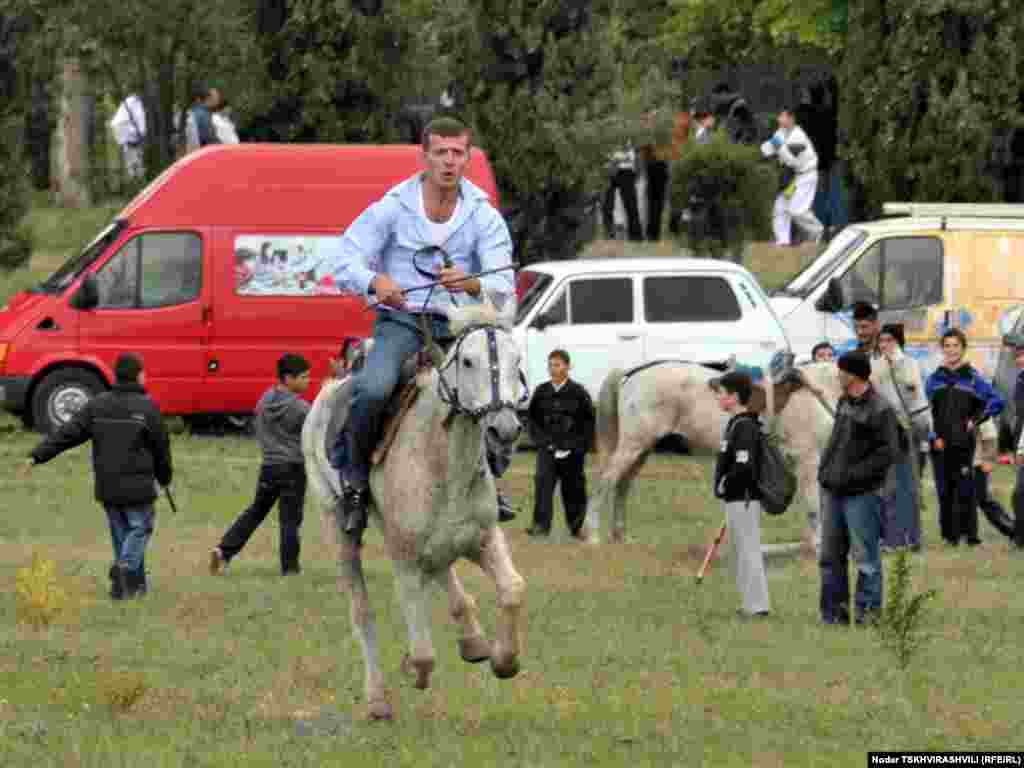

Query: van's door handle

[618,334,640,341]
[202,306,212,324]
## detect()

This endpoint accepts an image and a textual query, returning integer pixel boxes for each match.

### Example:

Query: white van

[770,202,1024,377]
[512,257,791,397]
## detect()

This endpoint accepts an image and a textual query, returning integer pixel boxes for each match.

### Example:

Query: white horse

[583,361,840,546]
[302,299,526,721]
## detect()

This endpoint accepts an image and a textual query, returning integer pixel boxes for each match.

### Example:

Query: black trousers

[645,160,670,241]
[220,463,306,572]
[931,447,978,544]
[1013,465,1024,548]
[602,170,643,241]
[532,448,587,535]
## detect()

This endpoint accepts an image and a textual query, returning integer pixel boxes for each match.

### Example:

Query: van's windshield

[774,226,867,298]
[35,220,125,295]
[515,270,552,325]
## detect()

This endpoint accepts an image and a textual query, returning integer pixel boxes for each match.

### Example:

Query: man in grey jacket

[210,354,311,576]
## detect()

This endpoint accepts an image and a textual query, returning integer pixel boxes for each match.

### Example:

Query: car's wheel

[31,369,105,434]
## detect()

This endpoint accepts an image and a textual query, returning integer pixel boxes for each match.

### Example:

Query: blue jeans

[819,490,883,623]
[341,310,452,489]
[105,503,154,585]
[883,452,920,548]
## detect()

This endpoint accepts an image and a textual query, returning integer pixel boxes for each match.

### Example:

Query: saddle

[344,339,435,466]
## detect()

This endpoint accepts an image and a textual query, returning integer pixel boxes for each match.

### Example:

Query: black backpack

[728,418,797,515]
[756,428,798,515]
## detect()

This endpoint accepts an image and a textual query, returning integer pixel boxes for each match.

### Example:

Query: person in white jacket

[109,95,146,179]
[760,107,824,247]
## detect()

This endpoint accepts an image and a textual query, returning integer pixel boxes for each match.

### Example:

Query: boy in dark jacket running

[210,354,311,575]
[20,353,172,599]
[711,371,770,617]
[818,350,900,625]
[526,349,595,539]
[925,328,1004,546]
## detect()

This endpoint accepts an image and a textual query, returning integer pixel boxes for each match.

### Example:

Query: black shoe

[966,538,982,547]
[497,493,516,523]
[109,563,124,600]
[342,484,370,545]
[119,566,146,599]
[282,564,302,576]
[525,526,549,537]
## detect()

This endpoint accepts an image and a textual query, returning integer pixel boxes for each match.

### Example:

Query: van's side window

[538,289,567,326]
[838,236,943,310]
[881,237,943,309]
[95,233,202,309]
[643,276,741,322]
[569,278,634,324]
[839,242,881,307]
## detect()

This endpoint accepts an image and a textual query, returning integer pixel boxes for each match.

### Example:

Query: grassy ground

[4,204,1022,765]
[2,424,1024,766]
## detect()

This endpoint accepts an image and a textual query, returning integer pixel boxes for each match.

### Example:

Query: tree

[442,0,630,263]
[841,0,1024,214]
[0,15,33,270]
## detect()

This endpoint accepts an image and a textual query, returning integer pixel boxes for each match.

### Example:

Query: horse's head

[434,295,526,446]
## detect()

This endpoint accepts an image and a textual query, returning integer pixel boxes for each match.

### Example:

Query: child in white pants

[711,371,771,617]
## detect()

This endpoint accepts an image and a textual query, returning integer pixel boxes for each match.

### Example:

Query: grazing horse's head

[434,296,526,446]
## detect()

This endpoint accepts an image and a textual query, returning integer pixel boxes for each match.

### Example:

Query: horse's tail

[596,368,626,460]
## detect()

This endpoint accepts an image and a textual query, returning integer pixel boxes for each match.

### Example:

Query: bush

[669,132,777,261]
[15,553,68,628]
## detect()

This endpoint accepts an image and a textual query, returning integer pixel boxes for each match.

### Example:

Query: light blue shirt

[328,174,515,314]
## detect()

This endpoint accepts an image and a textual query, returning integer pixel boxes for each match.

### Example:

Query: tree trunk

[50,56,92,208]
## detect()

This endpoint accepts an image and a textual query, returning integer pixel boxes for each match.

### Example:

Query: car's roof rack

[883,202,1024,219]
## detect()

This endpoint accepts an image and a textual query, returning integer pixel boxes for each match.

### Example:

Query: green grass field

[3,205,1023,765]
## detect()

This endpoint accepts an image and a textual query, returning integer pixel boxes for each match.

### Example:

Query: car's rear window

[643,275,742,322]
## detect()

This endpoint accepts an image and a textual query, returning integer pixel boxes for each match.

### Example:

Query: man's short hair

[190,81,211,102]
[277,353,310,381]
[548,349,570,366]
[115,353,144,384]
[811,341,834,359]
[421,116,472,151]
[941,328,968,349]
[715,371,753,405]
[852,301,878,321]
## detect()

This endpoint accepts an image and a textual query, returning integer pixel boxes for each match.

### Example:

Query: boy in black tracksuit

[21,353,172,599]
[1006,334,1024,549]
[711,371,771,617]
[526,349,595,538]
[925,328,1004,546]
[210,354,311,575]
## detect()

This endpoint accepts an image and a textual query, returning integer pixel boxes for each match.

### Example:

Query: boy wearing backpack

[817,350,900,625]
[711,371,771,618]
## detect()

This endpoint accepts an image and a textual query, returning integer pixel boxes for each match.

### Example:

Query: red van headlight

[0,343,8,373]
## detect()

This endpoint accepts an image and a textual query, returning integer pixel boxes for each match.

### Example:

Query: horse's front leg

[476,525,524,679]
[394,562,436,690]
[440,565,491,663]
[336,523,392,720]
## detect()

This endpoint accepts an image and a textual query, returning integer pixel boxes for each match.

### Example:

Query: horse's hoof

[458,635,492,663]
[610,528,626,544]
[491,656,520,680]
[368,699,393,721]
[402,654,434,690]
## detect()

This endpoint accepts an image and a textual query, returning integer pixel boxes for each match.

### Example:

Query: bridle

[436,322,528,420]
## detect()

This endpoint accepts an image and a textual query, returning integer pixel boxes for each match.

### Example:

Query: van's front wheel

[32,369,105,434]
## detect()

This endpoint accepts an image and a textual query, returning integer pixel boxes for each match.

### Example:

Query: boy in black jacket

[925,328,1004,546]
[20,353,172,599]
[711,371,771,617]
[210,353,311,575]
[526,349,595,539]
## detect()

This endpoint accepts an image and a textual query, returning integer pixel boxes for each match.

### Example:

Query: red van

[0,144,501,433]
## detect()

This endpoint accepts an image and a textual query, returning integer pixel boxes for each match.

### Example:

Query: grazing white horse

[583,361,840,546]
[584,359,934,547]
[302,299,526,721]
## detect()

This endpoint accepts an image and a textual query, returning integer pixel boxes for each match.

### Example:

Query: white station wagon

[512,257,792,398]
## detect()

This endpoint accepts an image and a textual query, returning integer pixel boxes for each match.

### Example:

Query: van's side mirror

[533,312,554,331]
[815,278,844,314]
[71,275,99,310]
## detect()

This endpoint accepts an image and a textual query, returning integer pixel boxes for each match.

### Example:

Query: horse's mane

[449,302,502,335]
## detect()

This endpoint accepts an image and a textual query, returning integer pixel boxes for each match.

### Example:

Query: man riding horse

[329,116,516,544]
